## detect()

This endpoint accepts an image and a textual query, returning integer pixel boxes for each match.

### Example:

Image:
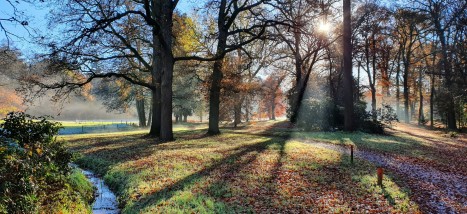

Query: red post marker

[350,145,354,164]
[377,167,383,186]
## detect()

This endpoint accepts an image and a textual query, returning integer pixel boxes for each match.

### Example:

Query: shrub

[296,98,337,131]
[0,112,92,213]
[295,99,386,134]
[377,104,399,127]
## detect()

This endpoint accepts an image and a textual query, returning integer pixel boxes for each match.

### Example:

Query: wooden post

[377,167,383,187]
[350,145,354,164]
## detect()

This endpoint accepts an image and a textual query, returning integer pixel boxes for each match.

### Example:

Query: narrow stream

[74,166,120,214]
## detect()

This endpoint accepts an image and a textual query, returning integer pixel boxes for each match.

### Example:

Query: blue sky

[0,0,196,56]
[0,1,48,53]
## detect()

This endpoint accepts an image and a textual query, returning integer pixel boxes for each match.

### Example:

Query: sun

[318,21,331,33]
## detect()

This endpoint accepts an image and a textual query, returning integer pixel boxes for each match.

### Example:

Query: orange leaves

[0,87,23,116]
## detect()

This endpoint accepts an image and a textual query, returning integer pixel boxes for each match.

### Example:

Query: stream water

[75,166,120,214]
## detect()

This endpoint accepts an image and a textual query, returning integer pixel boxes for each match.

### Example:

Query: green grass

[290,130,466,172]
[69,169,95,203]
[65,126,419,213]
[57,121,121,127]
[38,169,94,214]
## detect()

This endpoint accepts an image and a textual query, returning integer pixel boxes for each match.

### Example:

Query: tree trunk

[290,78,307,123]
[357,61,361,97]
[396,58,401,119]
[233,98,241,127]
[343,0,354,131]
[403,68,409,124]
[183,114,188,122]
[149,24,161,137]
[159,2,174,141]
[410,100,415,121]
[418,68,424,125]
[208,59,223,135]
[370,34,377,122]
[207,12,228,134]
[245,96,250,122]
[290,21,303,123]
[271,93,276,120]
[149,89,161,137]
[147,98,152,127]
[430,75,435,128]
[136,97,146,127]
[436,24,457,129]
[403,39,412,124]
[371,86,377,121]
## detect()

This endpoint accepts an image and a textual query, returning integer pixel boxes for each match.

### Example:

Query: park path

[300,139,467,214]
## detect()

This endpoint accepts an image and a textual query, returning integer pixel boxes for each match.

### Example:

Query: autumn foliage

[0,88,23,117]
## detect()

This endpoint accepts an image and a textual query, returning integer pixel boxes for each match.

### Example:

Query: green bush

[377,104,399,127]
[295,99,385,134]
[296,98,337,131]
[0,112,92,214]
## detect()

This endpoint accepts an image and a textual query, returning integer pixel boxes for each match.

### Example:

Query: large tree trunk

[207,13,228,134]
[160,51,174,141]
[183,114,188,122]
[148,14,161,137]
[289,23,303,123]
[159,1,174,141]
[436,25,457,129]
[343,0,354,131]
[136,96,146,127]
[290,78,308,123]
[208,59,223,135]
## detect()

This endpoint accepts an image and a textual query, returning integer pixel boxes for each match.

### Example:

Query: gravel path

[301,140,467,214]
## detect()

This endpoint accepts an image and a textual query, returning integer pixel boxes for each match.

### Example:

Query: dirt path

[300,140,467,214]
[389,123,467,149]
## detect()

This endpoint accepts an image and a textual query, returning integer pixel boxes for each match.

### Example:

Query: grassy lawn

[290,126,467,174]
[64,126,419,213]
[58,121,119,127]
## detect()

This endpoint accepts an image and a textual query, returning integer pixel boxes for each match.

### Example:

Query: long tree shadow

[68,134,146,152]
[70,121,422,212]
[70,137,159,176]
[123,136,288,212]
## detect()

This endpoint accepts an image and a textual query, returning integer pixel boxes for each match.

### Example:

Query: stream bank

[73,165,120,214]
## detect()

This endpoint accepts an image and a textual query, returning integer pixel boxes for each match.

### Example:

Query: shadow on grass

[71,121,418,213]
[123,136,287,212]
